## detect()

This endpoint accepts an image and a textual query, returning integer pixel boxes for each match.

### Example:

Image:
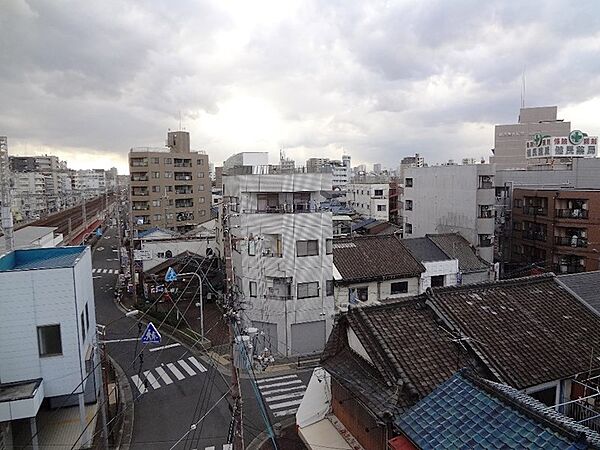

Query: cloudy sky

[1,0,599,174]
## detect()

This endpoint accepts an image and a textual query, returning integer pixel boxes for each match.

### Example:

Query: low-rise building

[402,237,459,291]
[0,226,63,254]
[346,180,399,222]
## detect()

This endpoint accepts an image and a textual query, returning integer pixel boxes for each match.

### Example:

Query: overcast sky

[1,0,599,174]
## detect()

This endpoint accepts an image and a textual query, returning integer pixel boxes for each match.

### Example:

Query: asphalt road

[93,227,238,449]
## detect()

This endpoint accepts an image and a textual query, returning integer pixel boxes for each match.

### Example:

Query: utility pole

[0,136,14,252]
[222,202,244,449]
[129,183,137,304]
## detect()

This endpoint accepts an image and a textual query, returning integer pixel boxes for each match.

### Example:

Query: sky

[1,0,600,174]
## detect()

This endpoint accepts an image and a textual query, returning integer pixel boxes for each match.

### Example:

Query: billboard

[526,130,597,159]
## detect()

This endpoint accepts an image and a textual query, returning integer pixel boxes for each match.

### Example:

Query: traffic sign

[165,267,178,282]
[140,322,161,344]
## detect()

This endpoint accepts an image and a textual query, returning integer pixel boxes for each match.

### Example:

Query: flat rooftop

[0,379,42,403]
[0,246,87,272]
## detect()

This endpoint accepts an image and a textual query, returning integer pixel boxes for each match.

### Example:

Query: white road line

[103,268,109,273]
[256,375,298,384]
[155,366,173,385]
[259,385,306,396]
[167,363,185,380]
[131,375,148,395]
[178,359,197,376]
[149,343,181,352]
[270,398,303,410]
[223,445,233,450]
[188,356,207,372]
[92,268,97,273]
[93,276,102,279]
[143,371,161,389]
[258,380,303,390]
[264,390,306,403]
[205,447,215,450]
[273,408,298,418]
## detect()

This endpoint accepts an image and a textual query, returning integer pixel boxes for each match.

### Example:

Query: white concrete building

[73,169,106,199]
[11,171,47,220]
[0,246,100,448]
[223,166,335,356]
[346,182,390,221]
[402,164,496,263]
[402,237,459,291]
[0,226,63,254]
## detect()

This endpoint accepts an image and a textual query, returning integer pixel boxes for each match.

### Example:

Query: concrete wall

[334,276,420,312]
[141,238,218,271]
[419,259,459,291]
[346,183,389,221]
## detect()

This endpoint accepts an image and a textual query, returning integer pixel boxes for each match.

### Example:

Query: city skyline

[2,0,599,173]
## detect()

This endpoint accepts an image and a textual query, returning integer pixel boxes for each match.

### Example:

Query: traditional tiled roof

[427,233,489,273]
[429,274,600,389]
[559,271,600,314]
[396,370,600,450]
[333,235,425,283]
[321,297,482,418]
[402,237,451,262]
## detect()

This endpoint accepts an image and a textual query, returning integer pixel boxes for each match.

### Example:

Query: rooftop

[0,226,58,253]
[0,379,42,403]
[332,235,425,282]
[559,271,600,314]
[396,370,600,449]
[427,233,490,273]
[0,246,87,272]
[402,237,451,262]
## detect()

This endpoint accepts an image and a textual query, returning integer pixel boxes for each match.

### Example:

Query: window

[405,177,413,187]
[152,171,160,179]
[513,221,521,231]
[374,189,384,197]
[152,186,160,193]
[164,171,173,178]
[377,205,386,211]
[157,252,165,258]
[478,175,493,189]
[431,275,445,288]
[153,214,162,221]
[80,312,86,341]
[199,210,206,216]
[197,172,205,178]
[249,281,257,297]
[85,303,90,330]
[197,159,205,165]
[391,281,408,294]
[166,185,173,192]
[326,280,334,296]
[326,239,333,255]
[514,198,523,208]
[296,240,319,257]
[151,157,160,164]
[38,325,62,356]
[199,197,206,203]
[405,199,413,211]
[479,205,494,218]
[405,223,413,234]
[248,240,256,256]
[478,234,493,247]
[198,184,205,191]
[297,281,319,299]
[152,200,161,207]
[350,287,368,302]
[164,157,172,164]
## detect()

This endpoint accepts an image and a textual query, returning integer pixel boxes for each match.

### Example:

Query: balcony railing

[130,161,148,167]
[523,230,547,242]
[174,175,193,181]
[131,176,149,182]
[132,205,150,211]
[131,191,149,197]
[245,204,322,214]
[174,162,192,167]
[523,206,548,216]
[556,209,589,219]
[175,190,194,195]
[555,236,588,247]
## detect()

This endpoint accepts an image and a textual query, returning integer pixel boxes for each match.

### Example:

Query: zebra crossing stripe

[131,375,147,395]
[256,374,298,384]
[188,356,207,372]
[102,269,108,273]
[273,408,298,418]
[167,362,185,380]
[143,370,161,389]
[206,447,215,450]
[264,390,306,403]
[269,398,303,410]
[259,379,303,390]
[178,359,197,376]
[155,366,173,385]
[259,385,306,396]
[223,445,233,450]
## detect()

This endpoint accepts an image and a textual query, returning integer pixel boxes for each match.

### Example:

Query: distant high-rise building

[129,130,210,233]
[491,106,571,169]
[373,163,382,174]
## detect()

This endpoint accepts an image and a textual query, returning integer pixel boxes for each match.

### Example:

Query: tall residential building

[221,153,335,356]
[11,172,47,220]
[402,164,496,263]
[73,169,106,200]
[306,157,330,173]
[491,106,571,169]
[129,130,210,233]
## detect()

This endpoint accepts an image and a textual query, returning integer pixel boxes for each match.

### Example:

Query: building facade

[347,181,396,222]
[129,130,210,233]
[402,164,496,263]
[222,163,335,357]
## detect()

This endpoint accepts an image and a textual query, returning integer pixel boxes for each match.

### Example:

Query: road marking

[93,276,102,279]
[223,445,233,450]
[131,375,148,395]
[178,359,197,376]
[256,374,298,384]
[149,343,181,352]
[264,390,306,403]
[269,398,303,409]
[258,379,303,390]
[143,371,161,389]
[100,338,139,344]
[188,356,207,372]
[167,363,185,380]
[273,408,298,418]
[259,385,306,396]
[103,269,108,273]
[205,447,215,450]
[155,366,173,385]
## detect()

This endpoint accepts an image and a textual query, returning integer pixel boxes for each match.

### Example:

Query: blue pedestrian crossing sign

[140,322,161,344]
[165,267,178,282]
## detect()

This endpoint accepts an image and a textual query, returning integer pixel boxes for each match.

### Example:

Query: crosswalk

[92,268,119,275]
[131,356,208,395]
[198,445,232,450]
[256,374,307,418]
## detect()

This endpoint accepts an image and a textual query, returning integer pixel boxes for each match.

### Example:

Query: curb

[246,417,296,450]
[107,354,134,450]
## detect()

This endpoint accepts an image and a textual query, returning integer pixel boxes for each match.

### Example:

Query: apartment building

[0,246,100,448]
[510,188,600,274]
[346,181,399,222]
[402,164,496,263]
[73,169,106,200]
[129,130,210,233]
[305,156,351,190]
[221,155,334,356]
[11,171,47,220]
[491,106,571,169]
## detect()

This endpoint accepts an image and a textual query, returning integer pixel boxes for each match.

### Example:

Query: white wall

[347,183,389,221]
[334,276,420,312]
[141,238,218,271]
[419,259,459,291]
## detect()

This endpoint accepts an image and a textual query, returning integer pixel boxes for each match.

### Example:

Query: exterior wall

[334,277,419,312]
[403,164,496,263]
[347,183,389,221]
[0,250,95,399]
[510,188,600,273]
[419,259,459,291]
[462,270,493,285]
[141,238,218,271]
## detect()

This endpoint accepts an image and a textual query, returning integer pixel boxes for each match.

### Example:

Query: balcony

[175,188,194,195]
[131,190,149,197]
[523,206,548,216]
[174,162,192,168]
[175,201,194,208]
[174,173,193,181]
[130,159,148,167]
[555,236,588,248]
[478,175,493,189]
[556,209,589,219]
[523,230,547,242]
[554,263,585,274]
[245,204,322,214]
[132,203,150,211]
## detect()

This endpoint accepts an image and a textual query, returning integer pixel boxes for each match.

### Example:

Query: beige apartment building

[129,130,210,233]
